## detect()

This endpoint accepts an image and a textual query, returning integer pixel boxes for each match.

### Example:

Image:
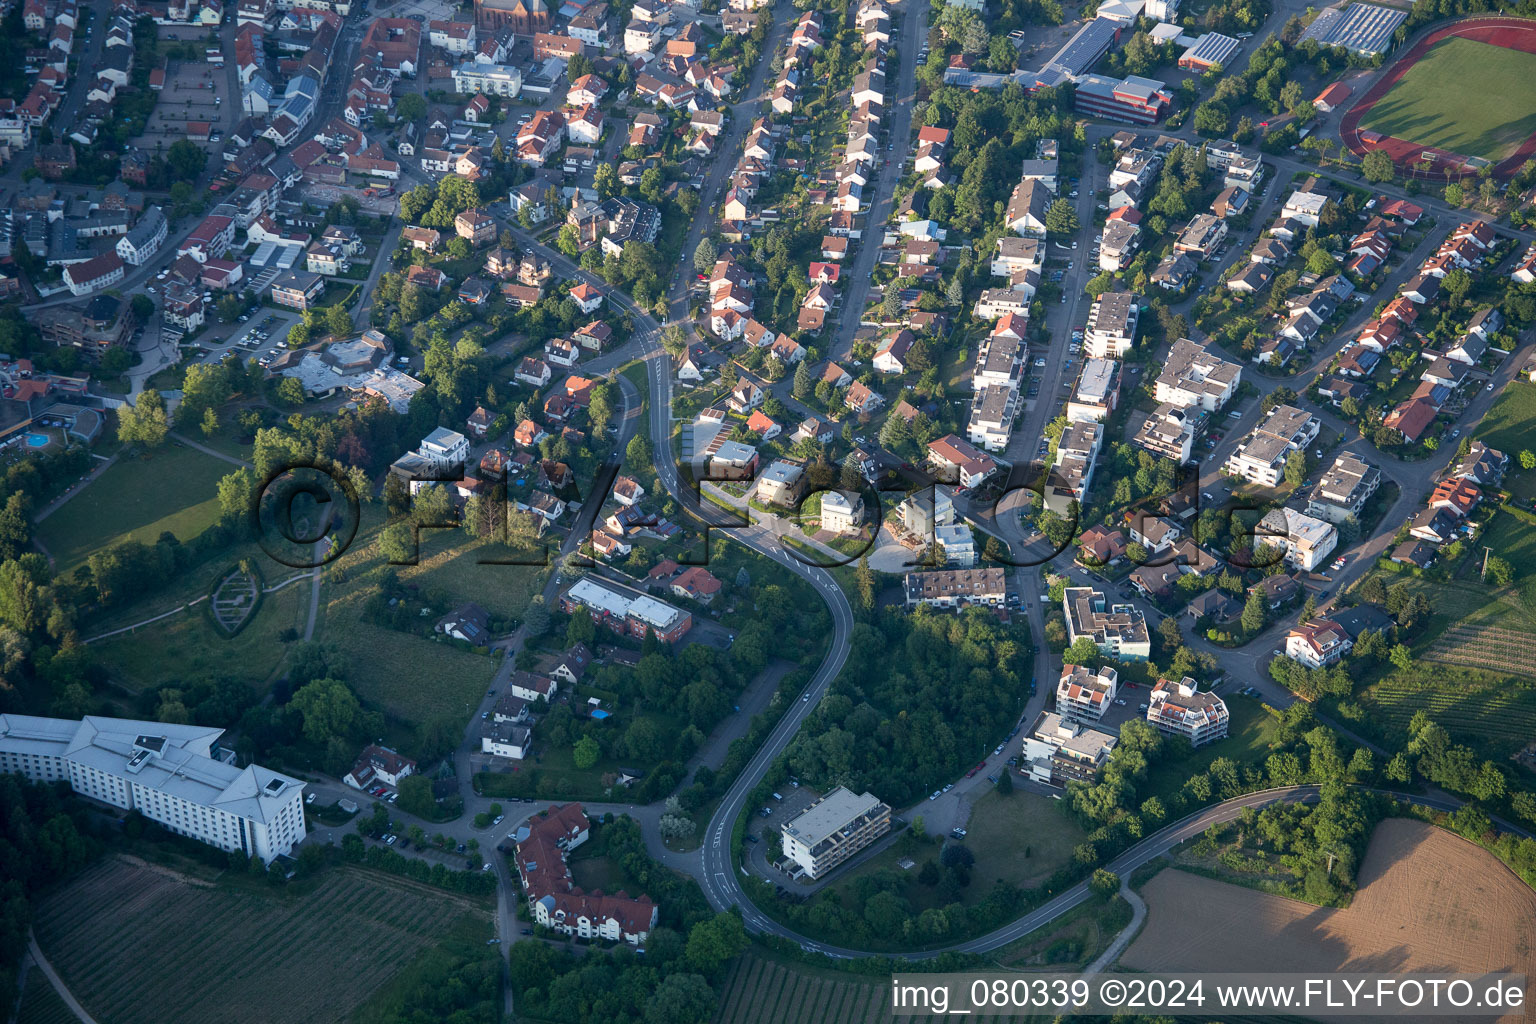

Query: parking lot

[133,57,232,153]
[744,782,819,881]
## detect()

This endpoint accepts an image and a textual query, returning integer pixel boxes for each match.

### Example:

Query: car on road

[1488,382,1496,391]
[1114,698,1126,706]
[385,834,396,845]
[305,793,316,804]
[521,928,533,936]
[942,783,953,794]
[929,790,941,801]
[950,828,967,839]
[1138,703,1148,712]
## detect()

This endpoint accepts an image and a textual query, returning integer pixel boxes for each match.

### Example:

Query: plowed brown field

[1124,818,1536,1022]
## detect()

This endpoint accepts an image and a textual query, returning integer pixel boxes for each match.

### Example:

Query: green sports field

[1360,37,1536,162]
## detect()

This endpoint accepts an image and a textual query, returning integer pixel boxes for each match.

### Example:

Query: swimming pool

[25,433,49,448]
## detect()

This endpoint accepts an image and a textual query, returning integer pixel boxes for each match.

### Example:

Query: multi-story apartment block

[1067,358,1120,423]
[561,576,692,644]
[1056,663,1118,722]
[1224,405,1319,486]
[1063,586,1150,660]
[515,803,657,944]
[1132,403,1195,463]
[1084,291,1140,357]
[1306,452,1381,524]
[1154,338,1240,412]
[1021,711,1117,785]
[1146,677,1229,747]
[904,567,1007,609]
[0,714,305,863]
[967,383,1020,452]
[780,786,891,879]
[1257,506,1338,571]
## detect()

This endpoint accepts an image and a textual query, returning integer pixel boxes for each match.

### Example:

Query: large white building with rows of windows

[0,714,307,864]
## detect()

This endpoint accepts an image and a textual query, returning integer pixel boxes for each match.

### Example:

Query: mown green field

[33,857,491,1024]
[36,443,230,572]
[88,580,306,694]
[1361,37,1536,161]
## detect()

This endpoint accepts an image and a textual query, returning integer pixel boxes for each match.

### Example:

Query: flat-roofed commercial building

[1074,73,1171,124]
[780,786,891,879]
[0,714,305,863]
[1146,676,1229,747]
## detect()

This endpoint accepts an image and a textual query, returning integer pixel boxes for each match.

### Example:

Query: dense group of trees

[784,606,1027,807]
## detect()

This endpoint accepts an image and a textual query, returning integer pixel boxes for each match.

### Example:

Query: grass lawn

[1142,697,1281,807]
[36,443,231,572]
[1476,380,1536,455]
[89,581,306,695]
[1361,37,1536,162]
[319,519,526,726]
[964,789,1088,894]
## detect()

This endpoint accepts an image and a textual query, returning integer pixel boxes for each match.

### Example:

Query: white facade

[0,714,306,863]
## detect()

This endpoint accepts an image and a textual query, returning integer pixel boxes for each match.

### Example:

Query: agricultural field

[32,857,492,1024]
[1358,661,1536,760]
[36,443,231,572]
[15,973,74,1024]
[1476,380,1536,462]
[1123,818,1536,1019]
[713,952,1068,1024]
[1359,37,1536,162]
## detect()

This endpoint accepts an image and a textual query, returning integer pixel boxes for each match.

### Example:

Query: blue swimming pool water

[25,434,49,448]
[590,709,611,719]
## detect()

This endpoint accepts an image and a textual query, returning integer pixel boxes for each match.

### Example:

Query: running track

[1340,16,1536,178]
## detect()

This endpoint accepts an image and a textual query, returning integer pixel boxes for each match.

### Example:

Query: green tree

[396,92,426,122]
[1389,644,1413,671]
[683,912,749,977]
[325,304,352,338]
[1444,182,1464,206]
[1519,449,1535,470]
[1193,101,1229,136]
[1284,449,1307,487]
[1241,588,1266,633]
[572,735,600,769]
[276,377,306,406]
[1362,149,1394,182]
[116,389,169,447]
[693,236,717,274]
[1485,555,1515,586]
[289,677,360,745]
[1089,868,1120,898]
[1045,198,1079,236]
[396,774,436,818]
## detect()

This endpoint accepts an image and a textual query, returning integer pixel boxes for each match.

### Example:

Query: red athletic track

[1339,16,1536,180]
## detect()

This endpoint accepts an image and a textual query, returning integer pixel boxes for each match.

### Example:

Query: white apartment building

[1063,586,1151,660]
[1224,405,1319,486]
[1155,338,1240,412]
[1146,676,1229,747]
[1022,711,1117,785]
[1284,617,1352,668]
[451,61,521,97]
[933,523,976,567]
[419,426,470,471]
[820,490,863,534]
[780,786,891,879]
[1056,663,1118,722]
[1257,506,1337,571]
[1306,452,1381,524]
[967,383,1020,452]
[1084,292,1140,358]
[1132,403,1195,463]
[0,714,306,863]
[1067,359,1120,423]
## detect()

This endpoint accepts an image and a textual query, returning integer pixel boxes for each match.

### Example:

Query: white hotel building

[0,714,307,863]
